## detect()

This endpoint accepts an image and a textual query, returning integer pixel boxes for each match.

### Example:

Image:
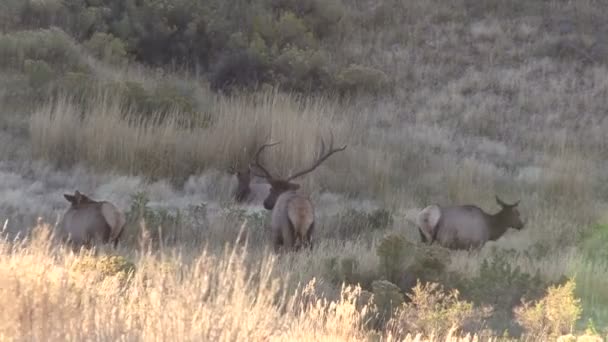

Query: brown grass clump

[0,223,378,341]
[29,90,352,185]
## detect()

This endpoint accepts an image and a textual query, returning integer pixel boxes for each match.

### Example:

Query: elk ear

[495,195,507,207]
[64,194,76,203]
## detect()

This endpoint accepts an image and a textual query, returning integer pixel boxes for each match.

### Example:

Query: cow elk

[227,165,271,205]
[249,133,347,253]
[57,190,126,251]
[416,196,525,250]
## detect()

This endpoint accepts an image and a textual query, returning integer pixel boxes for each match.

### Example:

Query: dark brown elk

[57,190,126,251]
[416,196,525,250]
[249,133,346,252]
[227,166,271,205]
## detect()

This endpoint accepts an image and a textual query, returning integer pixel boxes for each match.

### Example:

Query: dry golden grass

[29,89,351,184]
[4,0,608,339]
[0,221,604,341]
[0,222,495,342]
[0,222,371,341]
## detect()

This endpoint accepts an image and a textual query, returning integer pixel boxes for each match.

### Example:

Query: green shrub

[400,244,451,292]
[0,28,87,72]
[20,0,66,29]
[578,224,608,262]
[221,205,269,231]
[71,254,136,280]
[323,256,377,290]
[0,0,27,31]
[125,191,183,247]
[457,249,559,335]
[336,64,388,94]
[84,32,129,66]
[119,81,148,109]
[276,12,315,49]
[514,279,582,339]
[387,281,489,339]
[147,83,197,116]
[24,59,55,89]
[336,208,393,238]
[273,46,330,92]
[376,233,413,284]
[371,279,404,322]
[269,0,345,39]
[57,71,96,99]
[1,0,383,96]
[301,0,345,38]
[209,50,270,93]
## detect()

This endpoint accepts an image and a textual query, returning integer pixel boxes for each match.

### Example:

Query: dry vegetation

[2,0,608,340]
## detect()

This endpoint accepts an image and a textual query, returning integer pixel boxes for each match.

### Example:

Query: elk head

[228,165,252,202]
[64,190,96,207]
[249,133,347,211]
[495,195,524,230]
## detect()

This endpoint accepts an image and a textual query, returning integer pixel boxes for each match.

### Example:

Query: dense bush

[376,233,413,284]
[124,191,184,247]
[83,32,129,66]
[578,223,608,262]
[456,249,567,335]
[514,279,582,339]
[336,64,388,95]
[387,281,490,340]
[1,0,386,95]
[336,208,393,238]
[371,279,404,323]
[0,28,87,72]
[323,256,378,291]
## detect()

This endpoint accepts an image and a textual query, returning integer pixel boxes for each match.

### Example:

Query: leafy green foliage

[387,281,489,339]
[578,223,608,262]
[514,279,582,339]
[84,32,128,66]
[336,64,388,95]
[336,208,393,238]
[399,244,452,294]
[371,279,404,322]
[23,59,55,89]
[1,0,385,95]
[124,191,183,246]
[323,256,378,291]
[376,233,413,284]
[457,249,562,335]
[0,28,87,72]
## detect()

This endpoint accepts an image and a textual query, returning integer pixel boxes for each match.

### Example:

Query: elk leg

[273,233,283,253]
[112,225,125,249]
[305,223,314,251]
[418,228,428,243]
[283,222,296,251]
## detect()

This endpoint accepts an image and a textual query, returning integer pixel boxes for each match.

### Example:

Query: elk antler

[285,131,347,182]
[249,141,280,179]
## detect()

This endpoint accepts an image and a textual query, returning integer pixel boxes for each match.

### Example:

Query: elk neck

[485,209,512,240]
[235,187,250,202]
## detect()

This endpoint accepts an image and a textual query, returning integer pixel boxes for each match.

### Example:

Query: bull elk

[227,165,271,205]
[249,133,347,252]
[416,196,525,250]
[57,190,126,251]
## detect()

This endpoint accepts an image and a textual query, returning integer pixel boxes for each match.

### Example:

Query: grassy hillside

[1,0,608,340]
